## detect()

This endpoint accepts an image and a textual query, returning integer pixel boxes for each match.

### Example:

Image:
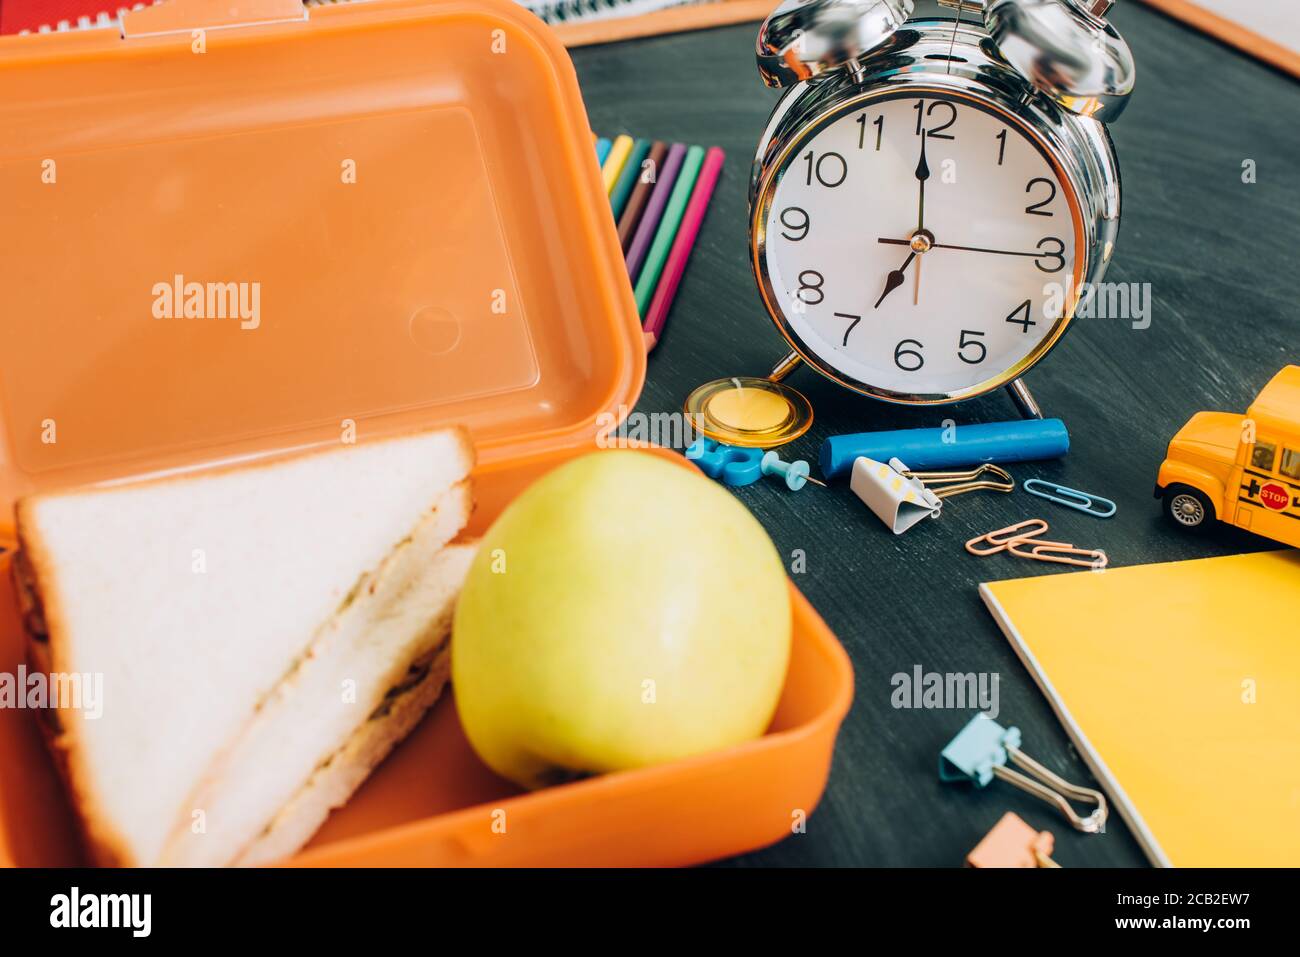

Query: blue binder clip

[940,715,1108,833]
[684,438,765,487]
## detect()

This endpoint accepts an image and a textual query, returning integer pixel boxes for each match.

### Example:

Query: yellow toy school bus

[1156,366,1300,543]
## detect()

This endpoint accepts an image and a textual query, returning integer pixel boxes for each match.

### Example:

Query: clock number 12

[913,100,956,140]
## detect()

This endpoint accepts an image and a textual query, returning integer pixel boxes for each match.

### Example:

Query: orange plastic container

[0,0,853,866]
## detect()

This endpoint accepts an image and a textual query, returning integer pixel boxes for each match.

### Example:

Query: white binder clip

[851,456,1016,534]
[849,457,943,534]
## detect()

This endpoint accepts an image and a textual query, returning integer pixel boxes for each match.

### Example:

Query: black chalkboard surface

[571,4,1300,866]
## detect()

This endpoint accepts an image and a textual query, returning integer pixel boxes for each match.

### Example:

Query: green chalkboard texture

[571,5,1300,866]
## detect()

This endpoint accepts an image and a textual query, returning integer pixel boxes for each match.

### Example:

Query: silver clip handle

[993,744,1108,833]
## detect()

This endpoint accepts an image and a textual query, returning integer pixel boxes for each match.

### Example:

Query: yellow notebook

[981,550,1300,868]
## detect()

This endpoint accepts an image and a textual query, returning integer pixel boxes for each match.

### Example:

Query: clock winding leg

[1006,378,1044,420]
[768,351,803,383]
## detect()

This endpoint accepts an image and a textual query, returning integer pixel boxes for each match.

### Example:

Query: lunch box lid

[0,0,644,530]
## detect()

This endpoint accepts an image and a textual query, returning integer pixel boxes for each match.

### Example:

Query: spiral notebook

[519,0,706,24]
[1139,0,1300,78]
[0,0,718,32]
[981,550,1300,868]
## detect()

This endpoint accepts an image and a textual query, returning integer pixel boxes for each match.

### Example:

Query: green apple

[452,450,791,790]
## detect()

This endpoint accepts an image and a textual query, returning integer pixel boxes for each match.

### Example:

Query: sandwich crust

[12,426,475,867]
[12,518,135,866]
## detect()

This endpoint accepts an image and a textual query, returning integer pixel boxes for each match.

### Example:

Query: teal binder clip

[1023,479,1117,518]
[940,715,1109,833]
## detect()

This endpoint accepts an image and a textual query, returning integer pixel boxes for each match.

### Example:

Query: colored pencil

[609,138,651,219]
[625,142,686,281]
[617,141,667,251]
[595,136,612,166]
[633,144,705,316]
[643,147,725,351]
[601,134,634,196]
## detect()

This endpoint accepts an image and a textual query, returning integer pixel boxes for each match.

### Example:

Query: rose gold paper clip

[1008,539,1108,569]
[965,519,1107,569]
[965,519,1053,556]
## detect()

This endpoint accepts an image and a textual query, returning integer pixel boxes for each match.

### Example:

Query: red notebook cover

[1,1,138,34]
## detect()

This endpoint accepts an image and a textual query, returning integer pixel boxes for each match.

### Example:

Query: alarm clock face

[754,89,1086,402]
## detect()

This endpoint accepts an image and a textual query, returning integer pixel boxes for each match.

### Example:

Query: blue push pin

[760,451,827,491]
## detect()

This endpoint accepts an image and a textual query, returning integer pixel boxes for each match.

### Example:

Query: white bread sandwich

[12,426,477,866]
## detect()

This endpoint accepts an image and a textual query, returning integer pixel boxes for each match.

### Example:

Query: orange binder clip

[966,812,1059,868]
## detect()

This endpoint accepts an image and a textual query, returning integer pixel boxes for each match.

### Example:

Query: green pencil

[634,144,705,316]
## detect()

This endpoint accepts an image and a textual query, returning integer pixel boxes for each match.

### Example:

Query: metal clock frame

[748,14,1122,412]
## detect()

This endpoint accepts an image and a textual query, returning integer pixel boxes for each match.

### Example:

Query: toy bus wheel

[1164,485,1214,530]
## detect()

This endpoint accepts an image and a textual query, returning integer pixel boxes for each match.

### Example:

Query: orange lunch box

[0,0,853,866]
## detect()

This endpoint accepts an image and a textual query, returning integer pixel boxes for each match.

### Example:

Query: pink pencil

[643,146,724,352]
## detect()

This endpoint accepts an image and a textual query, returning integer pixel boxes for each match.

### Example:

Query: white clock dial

[757,90,1082,400]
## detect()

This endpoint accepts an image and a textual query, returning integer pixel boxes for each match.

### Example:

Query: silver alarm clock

[686,0,1133,447]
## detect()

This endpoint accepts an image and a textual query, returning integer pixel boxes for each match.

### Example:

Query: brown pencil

[617,140,667,252]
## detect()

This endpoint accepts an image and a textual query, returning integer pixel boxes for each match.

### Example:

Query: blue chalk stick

[819,418,1070,480]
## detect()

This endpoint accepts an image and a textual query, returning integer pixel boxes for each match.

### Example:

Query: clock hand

[874,250,917,309]
[912,132,930,305]
[877,237,1041,259]
[914,129,929,234]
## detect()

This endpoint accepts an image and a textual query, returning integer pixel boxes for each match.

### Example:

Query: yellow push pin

[684,358,814,448]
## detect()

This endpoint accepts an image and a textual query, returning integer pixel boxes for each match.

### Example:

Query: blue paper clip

[684,438,764,487]
[939,715,1108,833]
[1023,479,1116,518]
